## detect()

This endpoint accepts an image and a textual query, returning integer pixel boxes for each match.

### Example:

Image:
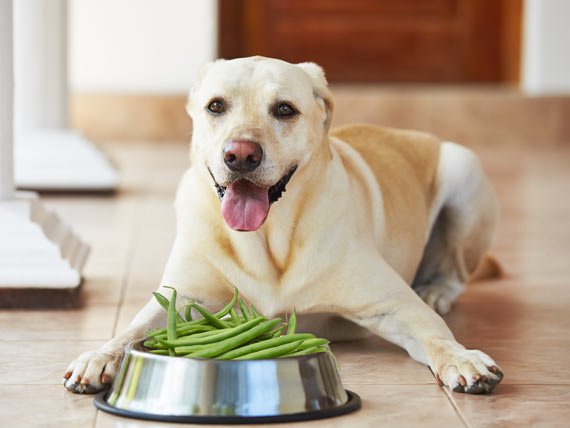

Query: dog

[64,56,503,395]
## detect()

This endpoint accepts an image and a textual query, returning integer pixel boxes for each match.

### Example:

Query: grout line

[110,171,152,338]
[110,234,137,338]
[92,406,100,428]
[424,366,471,428]
[443,387,471,428]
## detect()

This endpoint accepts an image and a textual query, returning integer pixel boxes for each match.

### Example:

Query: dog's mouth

[208,166,297,232]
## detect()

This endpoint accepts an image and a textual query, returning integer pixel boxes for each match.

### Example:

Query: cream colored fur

[64,56,502,395]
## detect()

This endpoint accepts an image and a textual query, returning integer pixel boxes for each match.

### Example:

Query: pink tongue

[221,180,269,231]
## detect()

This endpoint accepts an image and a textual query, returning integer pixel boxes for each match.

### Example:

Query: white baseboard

[0,192,89,290]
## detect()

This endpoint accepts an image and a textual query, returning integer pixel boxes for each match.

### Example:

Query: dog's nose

[223,140,263,173]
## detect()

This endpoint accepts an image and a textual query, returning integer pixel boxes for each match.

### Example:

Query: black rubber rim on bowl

[94,389,361,424]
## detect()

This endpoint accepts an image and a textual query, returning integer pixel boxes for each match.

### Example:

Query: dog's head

[186,56,333,232]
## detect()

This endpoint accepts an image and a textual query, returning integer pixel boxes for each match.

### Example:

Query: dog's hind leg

[412,142,498,315]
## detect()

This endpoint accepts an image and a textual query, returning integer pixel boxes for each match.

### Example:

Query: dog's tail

[470,254,504,282]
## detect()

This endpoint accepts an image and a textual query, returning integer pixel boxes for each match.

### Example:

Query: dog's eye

[274,103,297,118]
[207,99,226,114]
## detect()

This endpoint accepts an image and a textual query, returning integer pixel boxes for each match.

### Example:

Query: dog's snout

[223,140,263,173]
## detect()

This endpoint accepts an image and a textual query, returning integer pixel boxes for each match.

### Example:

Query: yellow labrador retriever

[64,56,503,394]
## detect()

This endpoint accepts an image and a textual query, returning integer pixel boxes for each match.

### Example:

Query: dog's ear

[296,62,334,132]
[186,59,225,116]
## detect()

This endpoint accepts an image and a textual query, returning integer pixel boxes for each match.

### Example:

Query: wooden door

[219,0,521,83]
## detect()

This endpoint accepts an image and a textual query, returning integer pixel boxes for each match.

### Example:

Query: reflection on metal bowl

[94,339,361,424]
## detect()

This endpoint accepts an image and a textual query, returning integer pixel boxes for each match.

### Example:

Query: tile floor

[1,138,569,428]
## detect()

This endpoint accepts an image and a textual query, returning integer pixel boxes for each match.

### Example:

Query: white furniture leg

[0,0,89,307]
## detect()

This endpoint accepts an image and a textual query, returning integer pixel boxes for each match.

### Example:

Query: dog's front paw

[63,349,123,394]
[432,342,504,394]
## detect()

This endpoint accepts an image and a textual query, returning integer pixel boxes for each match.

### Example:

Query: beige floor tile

[0,263,124,341]
[440,282,570,387]
[81,262,126,305]
[42,196,141,266]
[445,281,570,341]
[0,306,118,341]
[463,338,570,386]
[0,340,105,385]
[94,384,463,428]
[112,268,189,336]
[0,385,96,428]
[113,303,151,336]
[113,269,166,335]
[445,384,570,428]
[331,337,435,385]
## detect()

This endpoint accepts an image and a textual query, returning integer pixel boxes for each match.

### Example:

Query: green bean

[151,324,217,341]
[154,336,171,349]
[188,287,238,328]
[287,309,297,335]
[149,327,224,348]
[158,330,221,347]
[144,287,329,360]
[176,324,217,336]
[221,318,237,327]
[272,325,285,338]
[256,325,285,341]
[164,286,178,356]
[174,344,210,355]
[152,291,170,311]
[192,303,230,329]
[143,339,157,348]
[217,333,314,360]
[184,304,193,322]
[234,340,304,360]
[185,318,281,358]
[163,317,265,348]
[285,346,327,357]
[147,321,204,338]
[147,328,168,338]
[153,291,184,323]
[250,304,261,318]
[296,338,329,350]
[175,327,229,340]
[229,308,241,325]
[216,287,239,318]
[146,328,162,337]
[149,288,240,336]
[238,298,252,322]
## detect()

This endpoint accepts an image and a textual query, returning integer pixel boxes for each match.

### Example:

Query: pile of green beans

[143,287,330,360]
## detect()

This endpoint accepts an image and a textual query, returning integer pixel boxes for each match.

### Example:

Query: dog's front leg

[63,297,165,394]
[63,235,227,394]
[330,256,503,394]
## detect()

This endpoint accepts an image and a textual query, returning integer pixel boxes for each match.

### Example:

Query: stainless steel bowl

[95,339,360,424]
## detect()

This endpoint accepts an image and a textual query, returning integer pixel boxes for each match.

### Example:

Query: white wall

[69,0,218,94]
[522,0,570,94]
[68,0,570,94]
